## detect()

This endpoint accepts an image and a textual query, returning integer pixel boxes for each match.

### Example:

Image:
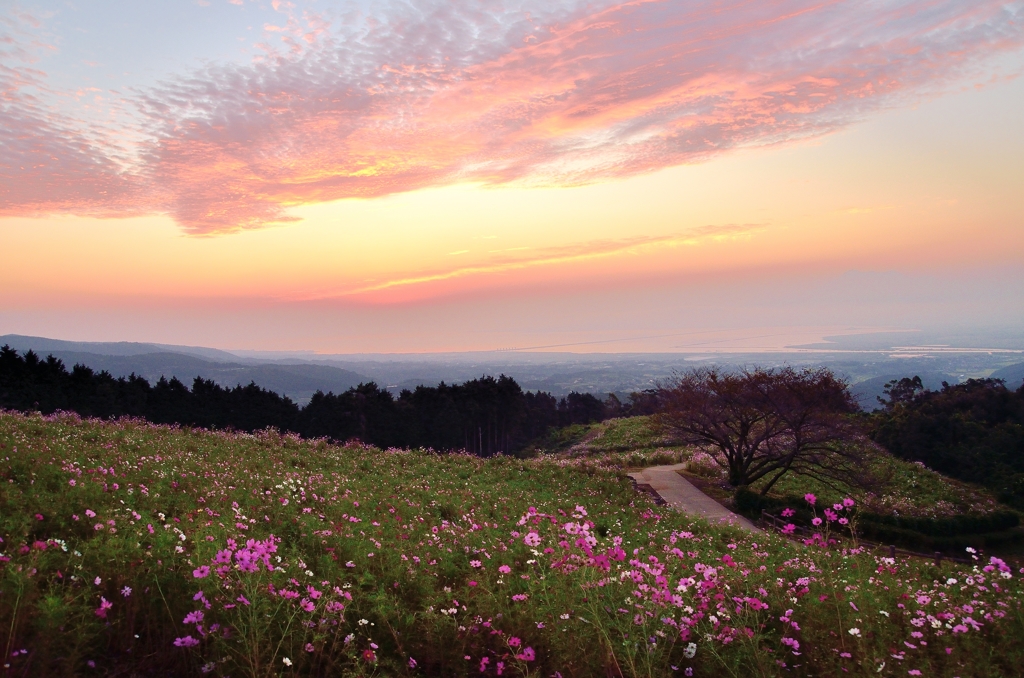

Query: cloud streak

[298,222,765,300]
[2,0,1022,233]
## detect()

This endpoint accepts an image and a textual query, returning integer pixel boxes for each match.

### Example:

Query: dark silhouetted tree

[655,367,864,494]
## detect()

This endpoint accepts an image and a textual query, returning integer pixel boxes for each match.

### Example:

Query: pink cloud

[2,0,1022,233]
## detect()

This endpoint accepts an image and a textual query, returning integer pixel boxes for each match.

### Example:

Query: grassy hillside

[541,416,1003,520]
[2,411,1023,676]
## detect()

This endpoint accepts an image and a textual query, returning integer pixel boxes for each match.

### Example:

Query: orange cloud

[2,0,1022,233]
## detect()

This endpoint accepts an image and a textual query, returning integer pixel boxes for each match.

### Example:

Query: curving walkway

[627,463,761,533]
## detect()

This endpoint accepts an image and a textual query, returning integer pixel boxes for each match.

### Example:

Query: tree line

[0,346,658,454]
[870,376,1024,506]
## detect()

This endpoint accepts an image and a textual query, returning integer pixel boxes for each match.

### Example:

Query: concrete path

[628,463,761,533]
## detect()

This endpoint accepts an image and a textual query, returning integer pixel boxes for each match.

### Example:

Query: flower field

[2,411,1023,677]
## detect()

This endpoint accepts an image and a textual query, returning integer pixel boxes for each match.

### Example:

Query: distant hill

[992,362,1024,389]
[0,334,241,362]
[849,371,955,411]
[0,337,367,404]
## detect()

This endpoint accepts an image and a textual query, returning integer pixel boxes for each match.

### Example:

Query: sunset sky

[2,0,1022,353]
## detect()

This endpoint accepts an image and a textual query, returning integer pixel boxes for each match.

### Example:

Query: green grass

[1,411,1023,677]
[542,417,1002,520]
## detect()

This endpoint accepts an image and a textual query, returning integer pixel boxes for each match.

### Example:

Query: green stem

[3,589,22,669]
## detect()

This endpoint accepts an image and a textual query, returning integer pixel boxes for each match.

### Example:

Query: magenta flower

[183,610,204,625]
[843,497,856,508]
[95,597,113,618]
[193,565,211,579]
[811,517,823,526]
[804,493,816,505]
[508,636,521,648]
[173,636,200,648]
[782,524,796,535]
[781,508,795,518]
[516,647,536,662]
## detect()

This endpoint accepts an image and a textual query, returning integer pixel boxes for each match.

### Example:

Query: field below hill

[2,411,1024,677]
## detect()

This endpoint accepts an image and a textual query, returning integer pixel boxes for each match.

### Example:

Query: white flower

[282,657,292,666]
[879,611,889,617]
[684,643,697,659]
[358,619,370,626]
[848,628,861,637]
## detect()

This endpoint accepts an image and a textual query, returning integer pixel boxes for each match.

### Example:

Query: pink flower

[781,508,795,518]
[121,586,132,597]
[843,497,856,507]
[470,560,482,568]
[173,636,200,648]
[183,610,204,625]
[804,494,816,506]
[516,647,536,662]
[305,643,315,653]
[193,566,211,579]
[524,533,541,547]
[95,597,113,618]
[85,510,96,518]
[782,524,796,535]
[508,637,521,648]
[512,594,528,602]
[811,517,822,526]
[468,581,478,587]
[498,565,512,574]
[300,598,315,612]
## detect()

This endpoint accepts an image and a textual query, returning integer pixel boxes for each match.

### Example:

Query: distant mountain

[0,337,367,404]
[991,362,1024,389]
[0,334,241,362]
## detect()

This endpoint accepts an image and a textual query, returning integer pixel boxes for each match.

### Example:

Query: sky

[1,0,1023,353]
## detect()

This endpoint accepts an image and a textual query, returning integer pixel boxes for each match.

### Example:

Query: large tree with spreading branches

[654,366,864,494]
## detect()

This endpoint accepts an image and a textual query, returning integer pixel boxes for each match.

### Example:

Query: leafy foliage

[870,378,1024,505]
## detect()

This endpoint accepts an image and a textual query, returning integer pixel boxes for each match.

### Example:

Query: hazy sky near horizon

[1,0,1023,352]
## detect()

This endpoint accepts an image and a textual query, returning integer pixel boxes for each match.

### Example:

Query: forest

[0,346,656,454]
